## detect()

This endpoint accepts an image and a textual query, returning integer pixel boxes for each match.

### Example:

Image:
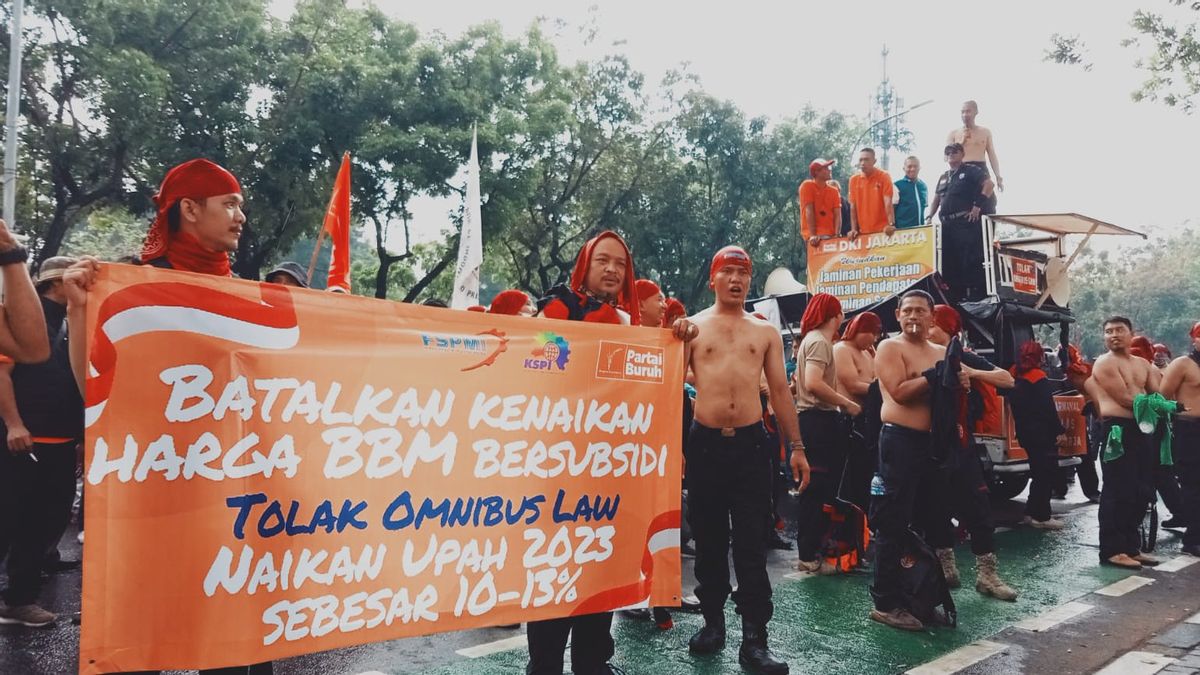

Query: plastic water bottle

[870,473,885,496]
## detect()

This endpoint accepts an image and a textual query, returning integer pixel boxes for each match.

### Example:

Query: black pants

[870,424,946,611]
[1176,418,1200,547]
[963,161,997,214]
[843,413,874,512]
[926,446,995,555]
[0,441,77,606]
[1157,464,1185,519]
[1098,419,1156,559]
[796,409,846,561]
[1025,441,1058,522]
[686,422,773,627]
[526,612,615,675]
[940,217,986,302]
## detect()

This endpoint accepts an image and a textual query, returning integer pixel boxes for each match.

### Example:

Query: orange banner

[805,226,937,311]
[79,265,683,673]
[1005,394,1088,460]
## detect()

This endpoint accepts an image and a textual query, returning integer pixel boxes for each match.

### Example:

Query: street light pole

[848,98,934,168]
[3,0,25,226]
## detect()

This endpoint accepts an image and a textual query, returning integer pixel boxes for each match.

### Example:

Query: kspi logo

[420,330,509,372]
[525,332,570,372]
[595,341,665,384]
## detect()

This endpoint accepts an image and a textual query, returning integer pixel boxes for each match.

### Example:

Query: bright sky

[312,0,1198,249]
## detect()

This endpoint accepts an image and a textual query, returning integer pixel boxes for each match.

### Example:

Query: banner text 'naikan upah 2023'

[78,264,683,674]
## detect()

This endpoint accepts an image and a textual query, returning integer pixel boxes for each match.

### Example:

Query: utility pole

[867,44,904,171]
[3,0,25,226]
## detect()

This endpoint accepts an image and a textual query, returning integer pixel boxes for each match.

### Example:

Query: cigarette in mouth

[908,325,919,334]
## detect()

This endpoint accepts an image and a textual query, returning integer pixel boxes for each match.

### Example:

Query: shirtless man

[1092,316,1162,569]
[868,290,969,631]
[1161,322,1200,556]
[946,100,1003,195]
[683,245,805,675]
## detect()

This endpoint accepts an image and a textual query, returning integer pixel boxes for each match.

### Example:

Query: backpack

[819,500,870,573]
[898,528,957,627]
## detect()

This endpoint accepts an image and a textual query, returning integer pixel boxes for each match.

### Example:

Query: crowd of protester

[0,99,1198,675]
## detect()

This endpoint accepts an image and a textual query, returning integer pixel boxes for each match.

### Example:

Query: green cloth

[1103,424,1124,463]
[1134,392,1179,466]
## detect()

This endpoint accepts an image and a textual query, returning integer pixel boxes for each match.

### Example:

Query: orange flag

[323,152,352,292]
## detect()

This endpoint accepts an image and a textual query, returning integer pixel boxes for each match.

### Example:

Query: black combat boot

[687,615,726,654]
[738,624,789,674]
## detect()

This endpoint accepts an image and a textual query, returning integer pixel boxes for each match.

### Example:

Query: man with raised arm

[684,245,807,675]
[1092,316,1163,569]
[868,291,971,631]
[1160,322,1200,557]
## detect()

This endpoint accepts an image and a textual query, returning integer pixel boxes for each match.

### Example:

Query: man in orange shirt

[848,148,895,239]
[798,159,842,247]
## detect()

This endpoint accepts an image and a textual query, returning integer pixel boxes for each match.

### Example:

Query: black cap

[265,261,309,288]
[944,143,965,155]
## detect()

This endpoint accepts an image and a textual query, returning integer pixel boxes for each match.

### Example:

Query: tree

[1046,1,1200,113]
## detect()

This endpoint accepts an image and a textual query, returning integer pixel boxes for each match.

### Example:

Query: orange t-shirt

[848,170,894,234]
[798,180,842,238]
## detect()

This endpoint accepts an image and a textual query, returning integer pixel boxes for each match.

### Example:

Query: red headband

[932,304,962,336]
[710,245,752,280]
[1191,322,1200,340]
[489,289,530,316]
[141,159,241,262]
[635,279,662,302]
[800,293,842,336]
[843,311,882,340]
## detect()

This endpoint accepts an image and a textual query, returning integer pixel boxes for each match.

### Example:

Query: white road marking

[355,671,391,675]
[1013,601,1094,632]
[905,640,1007,674]
[1187,610,1200,625]
[1093,651,1175,675]
[1153,555,1200,573]
[1095,575,1155,597]
[455,634,529,658]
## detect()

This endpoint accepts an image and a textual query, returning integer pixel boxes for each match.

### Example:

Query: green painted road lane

[428,501,1182,675]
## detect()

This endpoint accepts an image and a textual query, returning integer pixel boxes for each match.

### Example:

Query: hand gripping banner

[79,264,683,673]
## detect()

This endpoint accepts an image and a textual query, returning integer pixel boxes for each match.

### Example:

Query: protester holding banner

[529,231,697,675]
[931,143,994,302]
[847,148,895,239]
[925,305,1018,601]
[62,159,273,675]
[793,293,861,574]
[798,159,842,247]
[683,245,803,675]
[0,219,51,364]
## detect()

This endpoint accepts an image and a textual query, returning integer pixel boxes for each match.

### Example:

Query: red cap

[809,158,836,177]
[710,245,752,280]
[142,159,241,262]
[489,289,530,316]
[635,279,662,302]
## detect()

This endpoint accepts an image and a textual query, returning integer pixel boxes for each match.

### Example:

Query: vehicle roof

[989,213,1146,238]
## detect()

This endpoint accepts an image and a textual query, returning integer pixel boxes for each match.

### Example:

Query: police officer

[927,143,995,302]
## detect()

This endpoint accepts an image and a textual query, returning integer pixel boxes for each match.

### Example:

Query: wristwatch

[0,245,29,267]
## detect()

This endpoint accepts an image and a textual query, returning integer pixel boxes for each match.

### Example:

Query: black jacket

[1009,373,1064,452]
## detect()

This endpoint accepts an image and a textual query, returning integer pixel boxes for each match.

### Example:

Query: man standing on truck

[1161,322,1200,557]
[929,143,994,302]
[799,159,842,248]
[848,148,895,240]
[1092,316,1163,569]
[946,100,1003,212]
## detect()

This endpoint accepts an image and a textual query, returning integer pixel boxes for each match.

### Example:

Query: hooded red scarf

[489,289,530,316]
[635,279,662,302]
[1130,336,1154,362]
[566,231,640,326]
[664,298,686,326]
[141,159,242,277]
[799,293,842,337]
[932,304,962,337]
[842,312,882,341]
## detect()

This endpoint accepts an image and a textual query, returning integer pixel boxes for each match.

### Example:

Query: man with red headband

[1162,322,1200,556]
[793,293,861,574]
[925,305,1017,600]
[62,160,266,674]
[635,279,667,327]
[1153,344,1172,370]
[1093,316,1163,569]
[683,245,803,674]
[1009,340,1068,530]
[528,231,696,675]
